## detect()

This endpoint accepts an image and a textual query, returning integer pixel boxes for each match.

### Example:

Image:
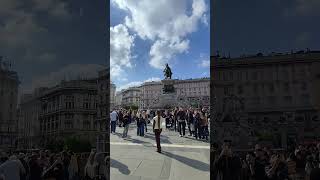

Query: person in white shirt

[110,109,118,134]
[153,110,164,153]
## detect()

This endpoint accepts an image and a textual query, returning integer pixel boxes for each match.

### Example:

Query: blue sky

[0,0,107,94]
[213,0,320,57]
[110,0,210,91]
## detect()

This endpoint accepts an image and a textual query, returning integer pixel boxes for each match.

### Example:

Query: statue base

[162,79,175,94]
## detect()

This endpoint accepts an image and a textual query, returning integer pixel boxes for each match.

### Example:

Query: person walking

[118,110,123,127]
[84,150,96,180]
[146,109,151,132]
[201,110,209,141]
[140,111,147,136]
[173,107,178,132]
[194,110,202,139]
[177,107,186,137]
[153,110,164,153]
[122,111,130,138]
[136,111,141,136]
[110,109,118,134]
[186,109,194,136]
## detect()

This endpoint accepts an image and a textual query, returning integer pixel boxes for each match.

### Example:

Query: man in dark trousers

[177,107,186,137]
[153,110,164,153]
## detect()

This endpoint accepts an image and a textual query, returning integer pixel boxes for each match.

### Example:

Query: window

[238,85,243,94]
[253,84,258,93]
[224,87,229,95]
[269,84,275,93]
[284,82,290,92]
[223,72,227,80]
[284,96,292,104]
[301,94,310,104]
[301,82,307,91]
[252,71,258,80]
[237,72,241,81]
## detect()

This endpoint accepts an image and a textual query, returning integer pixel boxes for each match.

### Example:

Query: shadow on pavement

[125,137,148,144]
[184,136,210,143]
[110,158,131,175]
[113,132,131,139]
[144,134,172,144]
[162,151,209,172]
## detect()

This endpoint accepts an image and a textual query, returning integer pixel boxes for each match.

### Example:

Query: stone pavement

[110,123,210,180]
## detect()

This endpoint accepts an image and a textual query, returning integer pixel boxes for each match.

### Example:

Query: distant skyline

[111,0,210,91]
[0,0,107,94]
[213,0,320,57]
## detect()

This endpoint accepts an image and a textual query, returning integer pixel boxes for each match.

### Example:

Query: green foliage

[45,138,64,152]
[256,131,274,141]
[124,105,139,111]
[64,137,92,153]
[45,136,91,153]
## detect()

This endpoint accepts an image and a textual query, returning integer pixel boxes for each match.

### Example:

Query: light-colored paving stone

[110,123,210,180]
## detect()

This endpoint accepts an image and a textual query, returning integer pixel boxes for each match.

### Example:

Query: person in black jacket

[194,110,202,139]
[29,153,42,180]
[253,144,268,180]
[186,109,194,136]
[177,107,186,137]
[118,110,123,127]
[122,111,130,138]
[214,141,242,180]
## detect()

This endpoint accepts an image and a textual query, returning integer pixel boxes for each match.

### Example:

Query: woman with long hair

[68,153,79,180]
[153,110,164,153]
[84,150,96,180]
[93,153,107,180]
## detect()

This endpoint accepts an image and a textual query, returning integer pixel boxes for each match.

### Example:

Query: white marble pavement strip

[110,142,209,149]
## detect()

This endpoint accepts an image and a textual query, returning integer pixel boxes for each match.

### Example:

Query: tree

[64,137,92,153]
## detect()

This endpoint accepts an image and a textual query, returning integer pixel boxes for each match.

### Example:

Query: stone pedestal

[162,79,175,94]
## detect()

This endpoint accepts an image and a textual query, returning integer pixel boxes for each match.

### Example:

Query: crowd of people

[0,149,109,180]
[211,142,320,180]
[110,107,210,141]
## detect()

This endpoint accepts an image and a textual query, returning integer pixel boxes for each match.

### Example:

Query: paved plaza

[110,123,210,180]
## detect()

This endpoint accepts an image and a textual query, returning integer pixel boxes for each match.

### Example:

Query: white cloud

[0,0,71,64]
[144,77,161,82]
[199,59,210,68]
[0,12,47,48]
[295,32,311,46]
[118,81,142,91]
[32,0,71,18]
[112,0,208,69]
[149,39,189,68]
[110,24,135,80]
[198,53,210,68]
[31,64,104,90]
[285,0,320,17]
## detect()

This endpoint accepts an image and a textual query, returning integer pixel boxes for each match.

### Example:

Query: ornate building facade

[0,59,19,150]
[139,78,210,109]
[19,80,99,148]
[115,78,210,109]
[212,51,320,148]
